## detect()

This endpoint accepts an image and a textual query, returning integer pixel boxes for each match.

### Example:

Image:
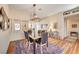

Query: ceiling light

[30,4,41,21]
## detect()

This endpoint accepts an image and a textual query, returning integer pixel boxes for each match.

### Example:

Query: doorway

[64,14,79,42]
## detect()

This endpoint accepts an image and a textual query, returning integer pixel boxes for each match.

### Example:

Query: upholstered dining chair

[24,31,29,41]
[40,32,48,54]
[24,31,33,51]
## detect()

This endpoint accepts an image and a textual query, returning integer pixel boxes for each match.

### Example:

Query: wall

[0,4,11,53]
[8,7,30,41]
[9,19,28,41]
[67,19,79,36]
[40,14,59,31]
[57,13,66,39]
[40,12,66,39]
[0,5,30,53]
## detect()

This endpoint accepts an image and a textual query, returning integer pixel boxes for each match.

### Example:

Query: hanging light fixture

[30,4,40,21]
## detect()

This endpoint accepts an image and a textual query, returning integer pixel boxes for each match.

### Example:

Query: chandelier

[30,4,40,21]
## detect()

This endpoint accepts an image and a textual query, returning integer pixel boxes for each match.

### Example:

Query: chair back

[24,31,29,41]
[41,32,48,44]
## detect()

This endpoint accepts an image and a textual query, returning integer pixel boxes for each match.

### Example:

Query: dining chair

[24,31,33,52]
[24,31,29,41]
[40,32,48,54]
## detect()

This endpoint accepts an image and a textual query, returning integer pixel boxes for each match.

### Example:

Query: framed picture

[21,21,28,31]
[0,7,9,31]
[0,22,2,29]
[54,22,58,29]
[15,23,20,31]
[0,14,3,29]
[72,24,77,28]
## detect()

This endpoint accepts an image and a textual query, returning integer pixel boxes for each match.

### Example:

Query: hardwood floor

[48,37,79,54]
[7,38,79,54]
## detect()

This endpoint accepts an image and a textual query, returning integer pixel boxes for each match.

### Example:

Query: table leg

[33,40,36,54]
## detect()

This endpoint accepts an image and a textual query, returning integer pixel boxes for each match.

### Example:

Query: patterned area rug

[29,44,63,54]
[7,39,63,54]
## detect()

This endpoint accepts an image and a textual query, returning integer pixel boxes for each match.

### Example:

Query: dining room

[0,4,79,54]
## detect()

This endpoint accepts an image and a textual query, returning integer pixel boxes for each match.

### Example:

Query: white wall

[8,7,30,41]
[67,19,79,36]
[0,5,30,53]
[40,12,66,39]
[9,19,28,41]
[57,13,66,39]
[40,14,59,31]
[0,4,11,53]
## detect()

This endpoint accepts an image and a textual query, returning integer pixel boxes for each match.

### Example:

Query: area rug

[7,40,63,54]
[34,44,64,54]
[46,44,63,54]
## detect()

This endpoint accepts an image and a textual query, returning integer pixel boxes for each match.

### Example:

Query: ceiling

[8,4,79,18]
[65,14,79,21]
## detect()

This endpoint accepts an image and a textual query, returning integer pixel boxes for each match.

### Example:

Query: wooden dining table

[29,35,41,54]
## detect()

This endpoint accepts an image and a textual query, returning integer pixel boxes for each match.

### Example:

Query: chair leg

[47,41,48,47]
[35,43,37,52]
[40,45,43,54]
[28,41,30,50]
